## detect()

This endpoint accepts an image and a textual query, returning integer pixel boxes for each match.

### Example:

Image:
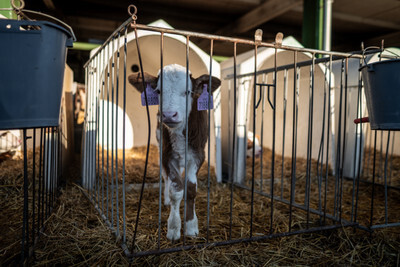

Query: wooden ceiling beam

[365,31,400,47]
[292,5,400,30]
[217,0,303,35]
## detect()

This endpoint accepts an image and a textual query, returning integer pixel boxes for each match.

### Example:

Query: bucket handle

[360,46,381,71]
[11,0,76,45]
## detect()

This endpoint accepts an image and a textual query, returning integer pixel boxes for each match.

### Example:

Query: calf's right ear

[128,72,158,93]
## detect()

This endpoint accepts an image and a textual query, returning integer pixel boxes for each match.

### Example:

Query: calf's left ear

[128,72,158,93]
[192,75,221,94]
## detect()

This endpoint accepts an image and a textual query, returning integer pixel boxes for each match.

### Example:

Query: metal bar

[370,222,400,230]
[84,17,133,68]
[115,31,121,238]
[122,25,128,243]
[229,42,237,240]
[128,223,356,258]
[38,128,43,230]
[249,44,258,238]
[384,131,390,224]
[21,129,28,264]
[96,51,101,210]
[369,131,378,227]
[288,51,298,232]
[259,74,266,193]
[334,59,344,219]
[305,53,316,228]
[226,49,381,80]
[324,55,333,225]
[131,24,369,59]
[106,42,111,220]
[45,127,50,219]
[281,69,288,199]
[339,58,349,223]
[101,48,106,214]
[40,128,45,229]
[206,39,214,243]
[32,129,36,249]
[270,46,277,233]
[183,35,190,246]
[110,37,115,228]
[131,22,152,252]
[158,32,164,250]
[316,61,328,222]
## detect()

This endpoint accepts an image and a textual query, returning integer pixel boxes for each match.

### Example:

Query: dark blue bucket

[0,19,74,130]
[361,59,400,130]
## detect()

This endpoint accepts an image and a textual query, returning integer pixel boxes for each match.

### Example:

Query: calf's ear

[128,72,158,93]
[192,75,221,95]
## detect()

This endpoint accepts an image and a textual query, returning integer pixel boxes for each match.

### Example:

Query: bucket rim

[360,58,400,71]
[0,18,76,43]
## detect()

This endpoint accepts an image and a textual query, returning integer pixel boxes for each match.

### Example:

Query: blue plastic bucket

[361,59,400,130]
[0,19,74,130]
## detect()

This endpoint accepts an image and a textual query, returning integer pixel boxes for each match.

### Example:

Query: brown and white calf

[129,64,220,241]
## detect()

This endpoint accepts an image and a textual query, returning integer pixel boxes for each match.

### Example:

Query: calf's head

[129,64,221,129]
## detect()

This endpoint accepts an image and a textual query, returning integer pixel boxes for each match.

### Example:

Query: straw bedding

[1,146,400,266]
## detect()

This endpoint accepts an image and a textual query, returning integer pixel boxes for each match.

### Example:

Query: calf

[129,64,220,241]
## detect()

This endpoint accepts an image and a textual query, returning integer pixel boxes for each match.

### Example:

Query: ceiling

[24,0,400,82]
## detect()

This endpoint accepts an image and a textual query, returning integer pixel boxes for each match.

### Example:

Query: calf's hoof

[185,216,199,237]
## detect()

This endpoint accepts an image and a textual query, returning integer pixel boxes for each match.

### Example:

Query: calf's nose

[162,111,180,123]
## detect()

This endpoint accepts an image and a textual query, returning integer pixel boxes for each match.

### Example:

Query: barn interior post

[302,0,324,50]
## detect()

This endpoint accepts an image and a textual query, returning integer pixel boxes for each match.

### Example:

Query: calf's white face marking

[157,64,193,129]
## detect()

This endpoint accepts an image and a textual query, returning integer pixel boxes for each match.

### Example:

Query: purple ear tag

[197,84,213,111]
[141,83,159,106]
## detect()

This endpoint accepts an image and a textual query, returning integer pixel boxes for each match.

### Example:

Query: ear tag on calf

[141,83,159,106]
[197,84,213,111]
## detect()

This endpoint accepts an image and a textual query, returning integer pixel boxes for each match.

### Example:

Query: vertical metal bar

[32,129,36,248]
[183,35,190,246]
[158,32,164,250]
[260,74,266,193]
[40,128,45,229]
[281,69,288,199]
[101,48,106,214]
[354,57,363,224]
[21,129,28,264]
[115,32,121,237]
[334,59,344,219]
[45,128,50,218]
[270,46,277,233]
[305,53,315,228]
[351,57,363,221]
[229,42,238,240]
[323,55,332,225]
[369,131,378,227]
[389,132,395,185]
[288,51,298,232]
[122,25,128,243]
[339,58,349,222]
[250,44,257,238]
[131,23,152,252]
[96,54,101,205]
[86,63,91,194]
[106,43,111,220]
[206,39,214,243]
[111,37,115,228]
[383,131,390,224]
[316,61,328,221]
[38,128,43,230]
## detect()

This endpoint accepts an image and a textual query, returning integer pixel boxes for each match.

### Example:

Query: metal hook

[11,0,25,10]
[128,5,138,21]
